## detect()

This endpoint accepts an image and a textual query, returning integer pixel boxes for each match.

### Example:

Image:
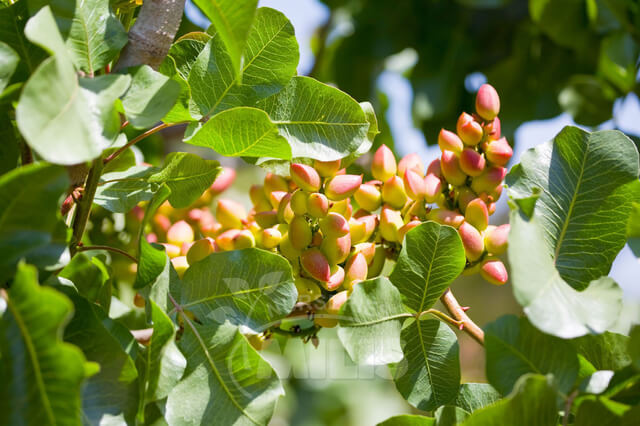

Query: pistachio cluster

[144,83,511,336]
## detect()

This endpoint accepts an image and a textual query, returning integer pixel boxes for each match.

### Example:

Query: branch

[70,158,103,256]
[115,0,187,71]
[440,288,484,345]
[103,121,185,164]
[76,244,138,263]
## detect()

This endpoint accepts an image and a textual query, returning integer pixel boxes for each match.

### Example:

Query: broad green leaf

[0,42,18,92]
[571,332,631,371]
[599,32,639,93]
[180,248,297,331]
[508,210,624,338]
[453,383,501,413]
[574,395,631,426]
[59,253,111,309]
[192,0,258,78]
[0,263,87,426]
[378,415,435,426]
[391,318,460,411]
[0,107,19,174]
[434,406,470,426]
[484,315,579,395]
[121,65,181,129]
[0,163,69,282]
[0,0,43,72]
[461,374,558,426]
[94,165,157,213]
[23,5,69,61]
[506,126,640,290]
[257,76,373,161]
[166,320,282,426]
[148,152,220,208]
[628,201,640,258]
[63,0,127,74]
[389,221,465,313]
[185,107,291,159]
[61,288,139,425]
[558,76,616,127]
[337,277,405,365]
[139,301,185,404]
[629,326,640,371]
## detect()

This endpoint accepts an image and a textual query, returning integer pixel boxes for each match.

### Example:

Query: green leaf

[23,5,69,61]
[192,0,258,78]
[558,76,616,127]
[139,301,185,404]
[389,221,466,313]
[391,318,460,411]
[484,315,579,395]
[121,65,181,129]
[257,76,373,161]
[598,32,639,93]
[571,332,631,371]
[629,326,640,371]
[185,107,291,159]
[506,126,640,290]
[63,0,127,75]
[59,253,111,309]
[337,277,405,365]
[0,107,19,174]
[529,0,593,49]
[0,41,18,92]
[0,263,87,426]
[434,406,470,426]
[180,248,297,331]
[574,395,631,426]
[628,201,640,258]
[148,152,220,208]
[94,165,157,213]
[165,320,282,426]
[378,415,435,426]
[461,374,558,426]
[61,288,139,425]
[453,383,501,413]
[0,163,69,282]
[0,0,43,72]
[508,210,624,338]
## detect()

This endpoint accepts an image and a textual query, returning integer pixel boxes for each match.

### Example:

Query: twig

[420,308,464,329]
[70,158,103,256]
[76,244,138,263]
[563,390,579,426]
[440,288,484,345]
[20,140,33,165]
[103,121,185,164]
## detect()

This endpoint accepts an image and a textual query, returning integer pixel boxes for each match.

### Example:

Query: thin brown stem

[70,158,103,256]
[420,308,464,329]
[440,288,484,345]
[76,245,137,263]
[563,390,579,426]
[104,121,185,164]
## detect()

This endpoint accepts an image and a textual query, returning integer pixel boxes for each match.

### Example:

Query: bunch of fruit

[144,83,511,338]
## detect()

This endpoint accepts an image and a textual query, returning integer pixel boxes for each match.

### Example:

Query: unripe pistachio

[187,208,204,223]
[276,192,294,224]
[314,159,341,177]
[180,241,193,256]
[379,207,404,242]
[487,201,497,215]
[480,258,508,285]
[475,84,500,121]
[300,248,331,282]
[371,144,397,181]
[357,214,378,241]
[484,224,509,255]
[427,209,465,228]
[186,237,217,264]
[320,234,351,264]
[171,256,189,278]
[167,220,195,246]
[161,243,181,259]
[215,229,237,251]
[216,199,246,229]
[261,227,283,249]
[424,173,443,203]
[269,190,288,210]
[458,221,484,261]
[349,218,367,244]
[462,262,482,276]
[311,230,323,247]
[307,192,329,218]
[459,148,486,177]
[263,172,289,195]
[320,212,350,237]
[210,167,236,195]
[398,220,421,242]
[290,190,308,215]
[484,116,501,139]
[353,242,376,264]
[367,245,386,278]
[315,291,348,328]
[484,137,513,166]
[295,277,322,303]
[134,292,145,308]
[290,163,321,192]
[289,215,313,250]
[398,153,425,177]
[382,176,408,209]
[354,183,382,212]
[465,198,489,231]
[201,221,223,238]
[471,166,506,195]
[329,198,352,220]
[457,112,484,146]
[441,150,468,186]
[324,265,345,291]
[438,129,464,154]
[427,159,443,177]
[153,214,171,234]
[405,199,427,220]
[456,186,477,213]
[344,252,368,291]
[324,174,363,201]
[403,170,427,200]
[146,233,158,244]
[255,210,279,228]
[279,234,300,261]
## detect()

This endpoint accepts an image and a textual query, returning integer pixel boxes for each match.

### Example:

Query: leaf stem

[440,288,485,346]
[103,121,186,164]
[70,158,103,256]
[76,244,138,263]
[562,390,579,426]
